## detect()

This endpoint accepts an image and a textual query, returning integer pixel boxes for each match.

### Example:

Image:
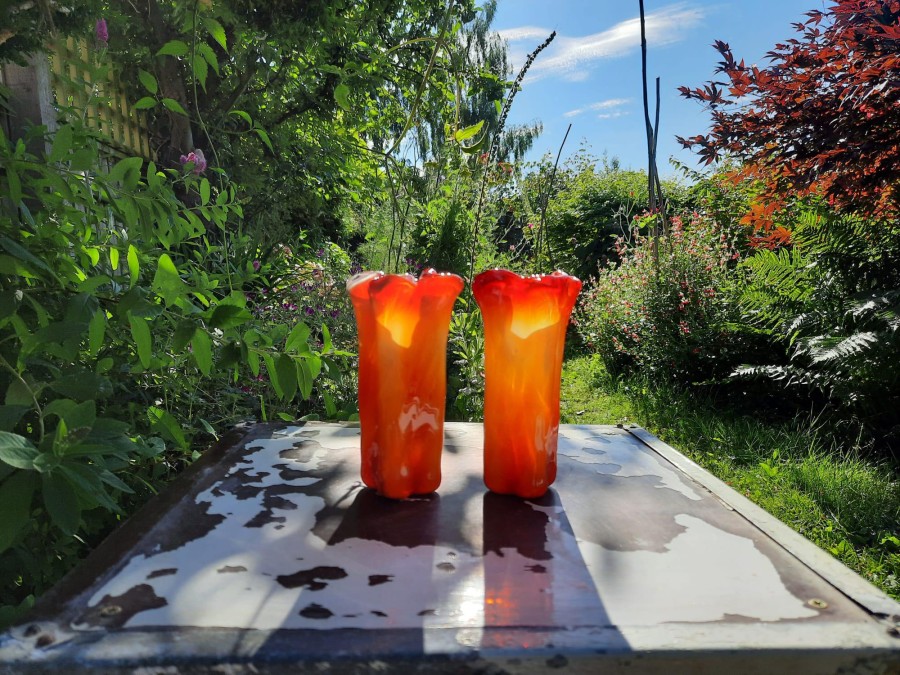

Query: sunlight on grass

[560,354,900,600]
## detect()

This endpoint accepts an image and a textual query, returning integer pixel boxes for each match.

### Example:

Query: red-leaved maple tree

[678,0,900,221]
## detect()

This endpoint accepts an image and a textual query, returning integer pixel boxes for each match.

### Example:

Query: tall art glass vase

[347,269,464,499]
[473,270,582,498]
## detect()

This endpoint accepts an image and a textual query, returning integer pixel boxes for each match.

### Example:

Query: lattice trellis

[50,37,153,160]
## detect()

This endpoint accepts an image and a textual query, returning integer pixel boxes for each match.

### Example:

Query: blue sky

[492,0,823,176]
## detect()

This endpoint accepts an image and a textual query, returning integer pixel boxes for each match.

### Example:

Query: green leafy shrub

[543,154,694,281]
[576,211,744,382]
[0,114,349,623]
[734,210,900,452]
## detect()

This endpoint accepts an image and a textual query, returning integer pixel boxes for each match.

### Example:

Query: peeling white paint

[76,424,821,637]
[578,514,818,625]
[559,426,702,500]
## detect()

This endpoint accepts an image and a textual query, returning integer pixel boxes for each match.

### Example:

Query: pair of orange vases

[347,268,581,500]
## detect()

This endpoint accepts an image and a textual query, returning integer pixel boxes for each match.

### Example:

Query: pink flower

[179,149,207,175]
[95,19,108,45]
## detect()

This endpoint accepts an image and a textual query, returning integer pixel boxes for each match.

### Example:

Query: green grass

[560,354,900,601]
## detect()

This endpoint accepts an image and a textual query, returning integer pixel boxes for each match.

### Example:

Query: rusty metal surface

[1,422,898,674]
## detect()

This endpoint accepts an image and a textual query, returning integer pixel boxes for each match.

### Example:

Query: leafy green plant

[734,209,900,452]
[0,103,348,624]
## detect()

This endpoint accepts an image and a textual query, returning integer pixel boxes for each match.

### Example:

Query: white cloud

[564,98,632,118]
[496,26,552,43]
[500,2,705,83]
[597,111,630,120]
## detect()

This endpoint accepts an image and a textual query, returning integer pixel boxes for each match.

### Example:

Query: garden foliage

[576,209,742,383]
[678,0,900,220]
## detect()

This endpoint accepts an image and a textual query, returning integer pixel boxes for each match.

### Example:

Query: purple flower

[95,19,108,46]
[330,309,340,318]
[252,260,260,271]
[316,248,324,258]
[179,149,207,175]
[304,306,315,316]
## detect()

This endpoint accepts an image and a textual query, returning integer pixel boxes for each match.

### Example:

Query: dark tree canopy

[678,0,900,220]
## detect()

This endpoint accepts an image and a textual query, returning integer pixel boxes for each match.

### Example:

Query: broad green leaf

[88,308,106,356]
[107,156,143,185]
[49,124,73,162]
[172,320,198,352]
[109,247,120,271]
[230,110,252,124]
[454,120,484,142]
[322,390,337,418]
[45,399,95,434]
[127,244,139,288]
[334,83,351,111]
[0,405,29,432]
[98,469,133,494]
[58,464,119,512]
[199,178,210,205]
[133,96,157,110]
[322,323,333,353]
[191,329,212,376]
[129,313,152,368]
[276,354,298,401]
[254,128,273,153]
[306,353,322,381]
[262,354,282,398]
[161,98,188,116]
[192,55,208,90]
[156,40,189,57]
[70,147,95,171]
[0,235,54,276]
[247,347,260,377]
[49,372,112,401]
[0,432,38,470]
[42,473,80,536]
[197,43,220,74]
[147,407,187,449]
[138,69,158,95]
[285,322,311,353]
[208,303,252,329]
[5,379,32,407]
[6,168,21,203]
[202,17,227,50]
[0,471,35,553]
[297,359,312,400]
[83,247,101,267]
[152,253,187,305]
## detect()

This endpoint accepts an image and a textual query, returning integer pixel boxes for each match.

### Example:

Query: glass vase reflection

[347,269,464,499]
[473,269,582,498]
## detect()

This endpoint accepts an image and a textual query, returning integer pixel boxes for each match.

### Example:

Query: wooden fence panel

[50,37,153,160]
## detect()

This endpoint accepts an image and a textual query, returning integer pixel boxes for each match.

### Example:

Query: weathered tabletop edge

[623,425,900,620]
[2,421,898,669]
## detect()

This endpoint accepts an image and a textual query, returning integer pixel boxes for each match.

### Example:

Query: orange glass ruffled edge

[346,268,465,298]
[472,269,582,308]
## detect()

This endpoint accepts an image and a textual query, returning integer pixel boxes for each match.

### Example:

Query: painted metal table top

[1,422,898,674]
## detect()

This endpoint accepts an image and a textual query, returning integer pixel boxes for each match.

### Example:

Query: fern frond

[803,331,879,364]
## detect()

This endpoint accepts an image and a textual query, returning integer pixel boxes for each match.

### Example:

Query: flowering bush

[576,211,744,382]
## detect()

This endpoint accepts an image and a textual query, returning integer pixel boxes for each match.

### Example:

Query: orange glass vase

[473,270,582,498]
[347,269,464,499]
